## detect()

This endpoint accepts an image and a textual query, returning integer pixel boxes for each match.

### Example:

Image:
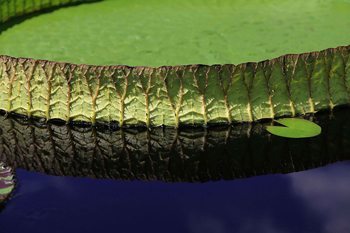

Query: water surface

[0,162,349,233]
[0,108,350,232]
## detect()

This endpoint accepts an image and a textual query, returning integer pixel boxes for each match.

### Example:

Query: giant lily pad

[0,0,350,127]
[0,162,15,204]
[1,0,350,66]
[266,118,322,138]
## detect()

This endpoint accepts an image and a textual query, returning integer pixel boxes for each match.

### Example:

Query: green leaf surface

[266,118,321,138]
[1,0,350,67]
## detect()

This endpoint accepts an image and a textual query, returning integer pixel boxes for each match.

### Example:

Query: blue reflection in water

[1,162,349,233]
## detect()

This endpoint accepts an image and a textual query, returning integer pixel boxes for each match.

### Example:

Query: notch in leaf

[266,118,321,138]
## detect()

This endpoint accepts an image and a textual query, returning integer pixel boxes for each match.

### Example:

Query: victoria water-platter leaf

[266,118,321,138]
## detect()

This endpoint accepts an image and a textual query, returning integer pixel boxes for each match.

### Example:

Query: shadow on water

[0,107,350,182]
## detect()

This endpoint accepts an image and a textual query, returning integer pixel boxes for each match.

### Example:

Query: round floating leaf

[0,162,15,203]
[266,118,321,138]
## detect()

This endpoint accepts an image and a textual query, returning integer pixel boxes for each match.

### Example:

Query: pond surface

[0,162,349,233]
[0,108,350,232]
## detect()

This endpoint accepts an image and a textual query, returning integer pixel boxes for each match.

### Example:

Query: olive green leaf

[266,118,321,138]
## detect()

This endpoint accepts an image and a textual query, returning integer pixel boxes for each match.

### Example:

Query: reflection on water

[291,163,350,233]
[0,108,350,232]
[0,108,350,182]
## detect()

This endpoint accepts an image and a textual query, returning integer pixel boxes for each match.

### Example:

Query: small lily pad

[266,118,321,138]
[0,162,15,203]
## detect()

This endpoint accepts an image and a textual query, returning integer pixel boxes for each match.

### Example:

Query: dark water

[0,162,349,233]
[0,108,350,233]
